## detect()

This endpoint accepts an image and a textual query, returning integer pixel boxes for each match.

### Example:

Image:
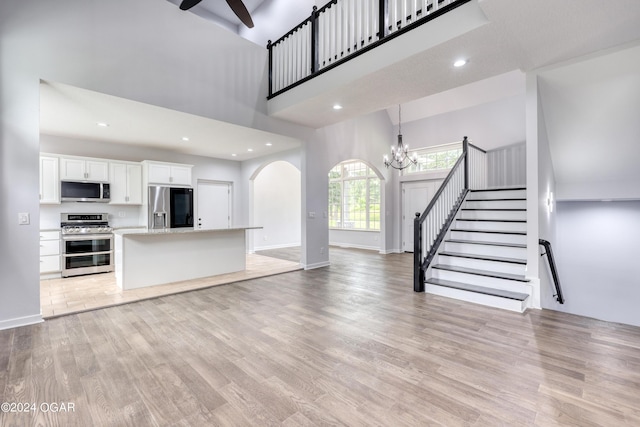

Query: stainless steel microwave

[61,181,110,202]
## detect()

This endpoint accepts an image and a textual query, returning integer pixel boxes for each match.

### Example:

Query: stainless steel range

[61,213,114,277]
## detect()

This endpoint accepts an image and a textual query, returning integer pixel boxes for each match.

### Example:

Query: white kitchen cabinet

[40,230,61,274]
[143,161,192,186]
[39,155,60,204]
[110,161,142,205]
[60,156,109,182]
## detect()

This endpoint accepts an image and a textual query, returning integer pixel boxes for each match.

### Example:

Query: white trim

[329,242,378,251]
[379,248,402,254]
[254,243,301,251]
[304,261,330,270]
[0,314,44,331]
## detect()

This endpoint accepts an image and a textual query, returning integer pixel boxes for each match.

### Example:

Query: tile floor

[40,253,302,318]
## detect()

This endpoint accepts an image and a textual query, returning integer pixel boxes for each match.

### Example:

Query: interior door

[402,180,442,252]
[197,181,231,229]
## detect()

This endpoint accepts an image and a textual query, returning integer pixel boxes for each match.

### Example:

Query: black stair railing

[539,239,565,304]
[413,137,487,292]
[267,0,471,98]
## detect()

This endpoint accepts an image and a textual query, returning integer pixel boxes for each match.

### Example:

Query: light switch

[18,212,30,225]
[308,212,316,219]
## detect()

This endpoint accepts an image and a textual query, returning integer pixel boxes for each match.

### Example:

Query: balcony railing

[267,0,470,98]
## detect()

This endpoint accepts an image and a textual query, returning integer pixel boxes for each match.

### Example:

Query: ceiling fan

[179,0,254,28]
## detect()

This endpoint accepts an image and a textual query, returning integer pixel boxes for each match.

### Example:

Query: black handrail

[267,0,471,98]
[413,137,469,292]
[539,239,565,304]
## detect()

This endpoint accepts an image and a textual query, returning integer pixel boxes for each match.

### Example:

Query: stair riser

[459,210,527,221]
[465,200,526,210]
[455,220,527,232]
[450,231,527,245]
[430,269,531,294]
[425,284,527,313]
[437,256,526,276]
[444,241,527,258]
[469,189,526,200]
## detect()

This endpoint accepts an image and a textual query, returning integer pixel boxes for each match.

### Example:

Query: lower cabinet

[40,230,61,274]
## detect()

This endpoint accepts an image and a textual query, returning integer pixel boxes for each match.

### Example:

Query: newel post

[267,40,273,97]
[414,212,424,292]
[462,136,469,190]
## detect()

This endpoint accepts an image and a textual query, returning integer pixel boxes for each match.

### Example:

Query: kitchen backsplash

[40,203,143,229]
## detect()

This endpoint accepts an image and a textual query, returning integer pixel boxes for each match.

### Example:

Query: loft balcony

[266,0,489,128]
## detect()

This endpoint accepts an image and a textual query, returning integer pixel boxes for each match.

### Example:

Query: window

[328,161,381,231]
[403,142,463,175]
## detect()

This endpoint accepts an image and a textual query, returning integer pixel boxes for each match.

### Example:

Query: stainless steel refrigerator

[148,186,194,229]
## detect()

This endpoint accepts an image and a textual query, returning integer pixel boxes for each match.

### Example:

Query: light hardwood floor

[2,247,639,426]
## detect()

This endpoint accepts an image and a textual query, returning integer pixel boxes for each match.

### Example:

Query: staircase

[424,187,531,312]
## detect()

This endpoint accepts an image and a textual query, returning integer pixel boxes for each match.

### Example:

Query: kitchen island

[113,226,261,290]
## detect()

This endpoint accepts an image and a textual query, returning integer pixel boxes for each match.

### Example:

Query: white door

[197,181,231,229]
[402,180,442,252]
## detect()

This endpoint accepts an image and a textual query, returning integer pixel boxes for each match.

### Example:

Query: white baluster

[401,0,407,29]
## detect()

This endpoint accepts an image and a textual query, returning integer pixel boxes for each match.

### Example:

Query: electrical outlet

[308,212,316,219]
[263,236,268,241]
[18,212,30,225]
[320,246,325,254]
[118,211,126,218]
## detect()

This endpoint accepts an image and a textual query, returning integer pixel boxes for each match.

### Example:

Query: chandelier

[384,104,417,170]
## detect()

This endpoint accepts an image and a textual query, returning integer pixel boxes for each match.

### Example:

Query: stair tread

[439,251,527,265]
[466,198,526,202]
[462,208,526,211]
[446,239,527,248]
[425,278,529,301]
[470,187,526,192]
[432,264,530,282]
[451,228,526,235]
[457,219,526,223]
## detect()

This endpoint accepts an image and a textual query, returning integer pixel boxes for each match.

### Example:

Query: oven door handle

[62,251,113,258]
[62,235,113,241]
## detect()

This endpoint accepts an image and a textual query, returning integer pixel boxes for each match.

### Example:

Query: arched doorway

[250,160,301,262]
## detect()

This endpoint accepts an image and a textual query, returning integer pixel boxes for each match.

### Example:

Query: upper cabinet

[60,156,109,182]
[109,161,142,205]
[39,155,60,204]
[143,161,192,186]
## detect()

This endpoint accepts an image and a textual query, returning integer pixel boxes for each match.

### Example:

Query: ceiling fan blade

[179,0,203,11]
[226,0,254,28]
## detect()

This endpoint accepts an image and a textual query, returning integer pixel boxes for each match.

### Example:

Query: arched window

[328,160,380,231]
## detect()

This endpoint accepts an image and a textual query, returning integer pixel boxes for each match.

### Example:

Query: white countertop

[113,226,262,236]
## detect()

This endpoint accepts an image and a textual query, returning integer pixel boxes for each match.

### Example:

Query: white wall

[240,0,315,47]
[400,95,526,152]
[252,161,301,250]
[554,201,640,327]
[0,0,313,329]
[329,230,381,251]
[311,110,398,263]
[536,90,559,310]
[487,142,526,188]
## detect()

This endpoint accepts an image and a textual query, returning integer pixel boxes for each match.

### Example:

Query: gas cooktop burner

[60,213,112,235]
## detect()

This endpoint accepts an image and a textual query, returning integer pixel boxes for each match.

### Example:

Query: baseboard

[304,261,330,270]
[329,242,379,251]
[0,313,44,331]
[379,248,403,254]
[254,243,301,251]
[40,272,62,280]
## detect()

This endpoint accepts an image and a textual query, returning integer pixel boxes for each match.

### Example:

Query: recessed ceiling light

[181,137,189,142]
[333,104,343,110]
[453,59,467,67]
[266,142,273,147]
[232,153,237,157]
[96,122,109,127]
[247,148,254,152]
